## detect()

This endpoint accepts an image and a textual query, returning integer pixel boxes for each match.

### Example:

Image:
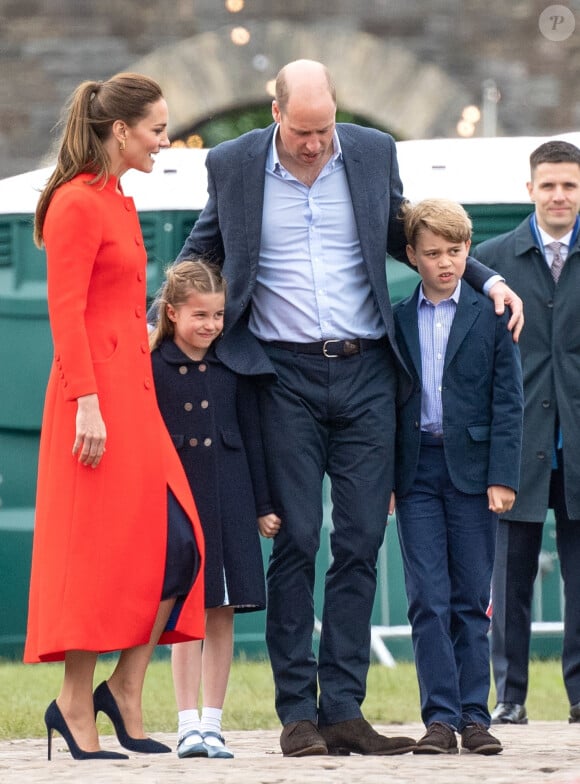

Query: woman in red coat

[24,73,205,761]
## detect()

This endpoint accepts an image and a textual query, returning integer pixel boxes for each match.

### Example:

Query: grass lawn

[0,656,569,740]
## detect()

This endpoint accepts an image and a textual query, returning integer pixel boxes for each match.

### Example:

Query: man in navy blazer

[176,59,524,757]
[393,199,523,755]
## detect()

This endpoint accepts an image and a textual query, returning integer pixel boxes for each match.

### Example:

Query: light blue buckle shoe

[177,729,208,758]
[202,731,234,758]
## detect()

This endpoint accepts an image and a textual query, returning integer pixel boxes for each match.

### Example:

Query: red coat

[24,174,205,663]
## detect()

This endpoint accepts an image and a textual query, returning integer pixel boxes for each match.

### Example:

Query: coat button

[203,438,212,447]
[144,379,151,389]
[179,366,188,374]
[184,402,193,411]
[199,363,207,372]
[137,271,144,281]
[141,343,148,353]
[542,400,550,408]
[189,438,198,447]
[536,451,546,460]
[135,306,143,318]
[201,400,209,409]
[547,299,554,308]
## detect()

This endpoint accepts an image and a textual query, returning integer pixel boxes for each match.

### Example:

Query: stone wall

[0,0,578,179]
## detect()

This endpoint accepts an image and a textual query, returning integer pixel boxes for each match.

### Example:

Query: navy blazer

[177,123,496,386]
[393,279,523,497]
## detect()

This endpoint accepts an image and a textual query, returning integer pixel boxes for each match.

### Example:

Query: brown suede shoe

[319,718,416,756]
[414,721,458,754]
[461,723,503,755]
[280,720,328,757]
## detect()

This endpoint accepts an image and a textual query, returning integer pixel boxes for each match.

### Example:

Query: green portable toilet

[0,164,51,656]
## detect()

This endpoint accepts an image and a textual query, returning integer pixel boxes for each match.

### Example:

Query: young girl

[150,259,281,759]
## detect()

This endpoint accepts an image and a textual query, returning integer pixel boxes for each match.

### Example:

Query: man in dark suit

[176,59,524,757]
[473,140,580,725]
[393,198,523,755]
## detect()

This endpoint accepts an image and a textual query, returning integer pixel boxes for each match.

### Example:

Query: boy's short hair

[402,198,472,247]
[530,140,580,176]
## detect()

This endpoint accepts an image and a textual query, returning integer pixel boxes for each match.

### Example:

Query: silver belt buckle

[323,339,341,358]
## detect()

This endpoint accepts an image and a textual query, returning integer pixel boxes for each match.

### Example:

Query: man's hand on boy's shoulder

[487,281,524,342]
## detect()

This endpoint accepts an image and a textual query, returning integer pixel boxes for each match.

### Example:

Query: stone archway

[130,19,472,140]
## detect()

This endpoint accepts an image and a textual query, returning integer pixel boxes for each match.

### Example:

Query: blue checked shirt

[417,281,461,435]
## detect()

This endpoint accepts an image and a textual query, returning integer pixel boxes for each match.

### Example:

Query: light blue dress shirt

[247,128,386,342]
[417,281,461,435]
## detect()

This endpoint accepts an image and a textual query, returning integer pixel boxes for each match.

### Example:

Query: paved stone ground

[1,722,580,784]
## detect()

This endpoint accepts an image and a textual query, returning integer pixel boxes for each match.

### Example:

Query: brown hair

[401,198,472,247]
[149,259,227,351]
[34,72,163,247]
[530,140,580,177]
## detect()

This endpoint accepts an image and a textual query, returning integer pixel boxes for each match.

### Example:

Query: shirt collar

[536,223,573,250]
[418,279,462,308]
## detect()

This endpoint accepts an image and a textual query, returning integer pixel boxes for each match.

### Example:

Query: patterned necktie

[547,241,565,283]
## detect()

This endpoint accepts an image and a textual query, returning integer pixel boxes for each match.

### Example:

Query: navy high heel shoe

[45,700,128,761]
[93,681,171,753]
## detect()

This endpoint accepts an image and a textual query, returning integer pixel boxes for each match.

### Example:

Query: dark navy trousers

[491,455,580,706]
[396,435,496,730]
[259,342,396,726]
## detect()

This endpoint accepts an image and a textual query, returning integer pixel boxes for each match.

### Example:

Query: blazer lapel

[339,130,373,270]
[396,289,422,379]
[242,126,275,271]
[444,283,480,370]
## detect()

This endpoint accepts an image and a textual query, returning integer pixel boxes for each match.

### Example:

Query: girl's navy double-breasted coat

[152,338,273,610]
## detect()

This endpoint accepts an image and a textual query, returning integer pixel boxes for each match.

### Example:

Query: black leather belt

[264,338,386,358]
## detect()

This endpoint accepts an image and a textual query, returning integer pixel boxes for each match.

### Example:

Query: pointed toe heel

[45,700,128,760]
[93,681,171,753]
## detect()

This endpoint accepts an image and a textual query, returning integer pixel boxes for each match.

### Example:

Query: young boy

[392,199,523,755]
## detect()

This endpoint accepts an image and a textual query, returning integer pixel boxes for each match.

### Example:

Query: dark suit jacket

[473,217,580,520]
[177,122,496,388]
[393,279,523,497]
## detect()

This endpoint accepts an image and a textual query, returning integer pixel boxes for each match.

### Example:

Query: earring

[119,138,126,152]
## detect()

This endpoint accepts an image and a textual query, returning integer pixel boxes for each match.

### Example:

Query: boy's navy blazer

[393,277,523,497]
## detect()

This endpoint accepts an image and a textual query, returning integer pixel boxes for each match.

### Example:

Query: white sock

[178,708,200,738]
[200,706,223,735]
